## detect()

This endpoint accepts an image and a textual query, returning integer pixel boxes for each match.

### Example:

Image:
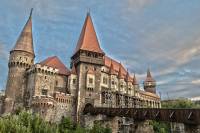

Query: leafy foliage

[150,99,200,133]
[0,111,111,133]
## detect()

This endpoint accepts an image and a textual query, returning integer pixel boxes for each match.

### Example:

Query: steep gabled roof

[11,9,34,55]
[125,70,132,82]
[73,12,104,55]
[104,56,127,78]
[133,74,138,85]
[40,56,70,75]
[109,60,117,75]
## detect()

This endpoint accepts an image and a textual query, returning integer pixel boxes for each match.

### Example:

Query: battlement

[32,95,56,108]
[27,64,59,75]
[53,91,73,104]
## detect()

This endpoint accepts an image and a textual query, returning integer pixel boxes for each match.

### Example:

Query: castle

[2,10,161,132]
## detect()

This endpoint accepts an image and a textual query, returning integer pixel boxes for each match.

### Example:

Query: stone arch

[83,103,93,115]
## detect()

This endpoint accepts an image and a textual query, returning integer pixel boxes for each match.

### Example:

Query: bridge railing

[83,106,200,125]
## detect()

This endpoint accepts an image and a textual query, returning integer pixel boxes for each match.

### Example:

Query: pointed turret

[132,74,138,85]
[125,69,132,82]
[73,12,104,55]
[118,63,124,79]
[11,8,34,56]
[144,68,156,94]
[109,60,116,75]
[145,68,155,82]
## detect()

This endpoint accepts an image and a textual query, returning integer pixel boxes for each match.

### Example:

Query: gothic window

[89,78,93,84]
[41,89,48,95]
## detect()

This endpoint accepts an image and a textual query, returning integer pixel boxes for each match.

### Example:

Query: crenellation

[2,11,161,132]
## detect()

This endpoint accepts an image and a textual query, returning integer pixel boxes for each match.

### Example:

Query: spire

[118,63,123,79]
[133,73,138,85]
[125,69,132,82]
[11,9,34,55]
[147,68,152,78]
[145,68,155,82]
[73,12,104,55]
[109,60,116,75]
[71,64,77,75]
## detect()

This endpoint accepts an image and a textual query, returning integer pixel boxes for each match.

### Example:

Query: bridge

[83,104,200,125]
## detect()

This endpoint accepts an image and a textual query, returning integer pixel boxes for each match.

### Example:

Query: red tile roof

[109,60,117,75]
[74,13,104,55]
[40,56,70,75]
[105,56,131,79]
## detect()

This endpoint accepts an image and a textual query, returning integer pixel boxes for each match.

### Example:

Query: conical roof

[118,63,124,79]
[125,70,132,82]
[73,12,104,55]
[145,68,155,82]
[11,9,34,55]
[109,60,116,75]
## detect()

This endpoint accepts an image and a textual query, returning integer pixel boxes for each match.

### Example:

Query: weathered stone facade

[2,10,161,132]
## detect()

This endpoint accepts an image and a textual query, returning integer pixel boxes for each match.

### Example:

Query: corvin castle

[1,10,161,132]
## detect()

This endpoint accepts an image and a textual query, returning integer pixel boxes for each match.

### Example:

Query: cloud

[127,0,156,10]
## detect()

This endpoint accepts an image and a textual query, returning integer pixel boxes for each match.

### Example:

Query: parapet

[32,95,56,108]
[27,63,59,75]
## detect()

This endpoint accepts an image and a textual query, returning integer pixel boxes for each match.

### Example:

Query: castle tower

[71,12,105,124]
[4,9,35,113]
[143,68,156,94]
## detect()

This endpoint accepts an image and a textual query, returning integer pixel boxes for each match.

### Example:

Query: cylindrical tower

[4,9,35,113]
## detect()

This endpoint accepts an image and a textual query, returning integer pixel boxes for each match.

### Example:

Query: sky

[0,0,200,100]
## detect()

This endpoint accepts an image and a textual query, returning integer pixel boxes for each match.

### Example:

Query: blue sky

[0,0,200,99]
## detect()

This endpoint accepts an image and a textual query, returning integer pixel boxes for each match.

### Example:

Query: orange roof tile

[133,74,139,85]
[109,60,117,75]
[105,56,127,78]
[74,12,104,55]
[40,56,70,75]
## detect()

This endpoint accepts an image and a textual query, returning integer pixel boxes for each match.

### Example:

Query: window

[89,78,93,84]
[112,81,115,85]
[73,79,76,84]
[103,77,107,84]
[42,89,48,95]
[55,81,58,86]
[85,66,88,70]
